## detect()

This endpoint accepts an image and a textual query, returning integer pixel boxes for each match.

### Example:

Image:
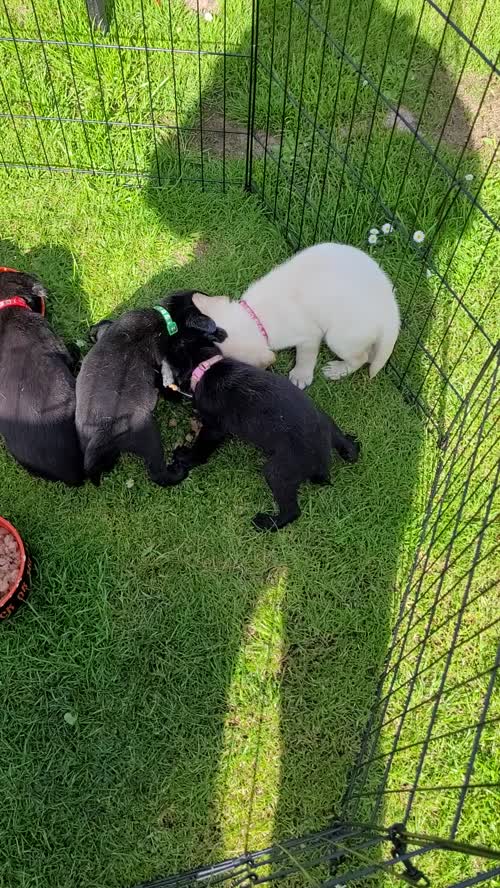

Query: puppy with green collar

[75,291,226,486]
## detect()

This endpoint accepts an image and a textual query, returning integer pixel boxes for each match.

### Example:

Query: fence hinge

[389,824,431,886]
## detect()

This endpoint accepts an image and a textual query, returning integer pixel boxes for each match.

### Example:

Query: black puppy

[167,338,360,531]
[75,292,226,486]
[0,268,84,485]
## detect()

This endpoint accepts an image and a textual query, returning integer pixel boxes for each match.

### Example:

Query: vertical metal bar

[312,0,355,243]
[222,0,227,191]
[195,0,205,190]
[296,0,332,248]
[328,0,377,239]
[140,0,160,184]
[345,0,401,243]
[56,0,95,173]
[114,4,139,179]
[261,0,278,202]
[450,642,500,839]
[1,0,52,170]
[83,0,117,175]
[245,0,260,192]
[30,0,73,173]
[0,71,31,174]
[284,0,312,240]
[272,0,294,219]
[166,0,182,181]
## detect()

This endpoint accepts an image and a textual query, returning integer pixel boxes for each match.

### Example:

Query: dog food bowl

[0,516,31,621]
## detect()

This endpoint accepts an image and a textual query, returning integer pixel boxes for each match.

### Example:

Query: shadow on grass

[0,0,485,884]
[0,239,91,345]
[128,0,484,880]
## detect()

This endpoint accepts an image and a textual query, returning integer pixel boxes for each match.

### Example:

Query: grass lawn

[0,0,498,885]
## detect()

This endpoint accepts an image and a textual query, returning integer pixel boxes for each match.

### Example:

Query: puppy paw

[252,512,280,532]
[172,445,193,465]
[323,360,350,381]
[289,367,314,389]
[340,434,361,464]
[153,463,189,486]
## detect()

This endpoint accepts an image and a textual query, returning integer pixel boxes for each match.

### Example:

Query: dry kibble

[0,527,20,594]
[185,433,194,443]
[168,418,177,428]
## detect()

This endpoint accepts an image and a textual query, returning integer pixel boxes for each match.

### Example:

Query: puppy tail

[369,295,400,378]
[84,426,118,484]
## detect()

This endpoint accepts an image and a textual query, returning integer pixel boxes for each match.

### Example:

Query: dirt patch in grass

[188,112,281,159]
[425,71,500,151]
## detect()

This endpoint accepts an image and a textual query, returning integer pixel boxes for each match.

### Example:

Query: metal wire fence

[0,0,498,885]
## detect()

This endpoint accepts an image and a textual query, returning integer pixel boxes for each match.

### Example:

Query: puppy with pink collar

[190,242,400,389]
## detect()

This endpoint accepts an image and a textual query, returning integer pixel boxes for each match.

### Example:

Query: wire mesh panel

[0,0,254,187]
[250,0,499,432]
[129,346,499,888]
[343,342,500,886]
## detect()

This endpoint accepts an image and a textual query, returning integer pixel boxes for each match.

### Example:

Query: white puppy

[168,243,401,389]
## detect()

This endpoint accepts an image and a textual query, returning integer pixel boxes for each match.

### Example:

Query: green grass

[0,176,426,887]
[0,0,498,885]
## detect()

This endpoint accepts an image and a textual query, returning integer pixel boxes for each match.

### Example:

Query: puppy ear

[90,319,113,342]
[185,306,219,335]
[192,292,213,315]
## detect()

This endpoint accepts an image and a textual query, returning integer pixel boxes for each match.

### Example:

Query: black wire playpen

[0,0,498,884]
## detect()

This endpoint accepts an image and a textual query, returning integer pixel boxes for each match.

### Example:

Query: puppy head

[89,319,114,343]
[162,290,227,345]
[192,291,275,369]
[0,270,47,315]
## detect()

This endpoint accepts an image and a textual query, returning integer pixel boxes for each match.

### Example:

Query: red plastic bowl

[0,516,31,621]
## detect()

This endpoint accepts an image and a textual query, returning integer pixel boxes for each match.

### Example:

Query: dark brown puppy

[0,268,84,485]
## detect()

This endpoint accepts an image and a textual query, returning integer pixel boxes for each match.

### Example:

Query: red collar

[0,296,30,312]
[0,266,45,316]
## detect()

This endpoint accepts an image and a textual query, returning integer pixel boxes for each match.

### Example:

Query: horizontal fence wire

[130,821,500,887]
[0,0,254,189]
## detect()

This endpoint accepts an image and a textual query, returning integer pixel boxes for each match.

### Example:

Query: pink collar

[0,296,30,312]
[191,354,223,391]
[240,299,269,344]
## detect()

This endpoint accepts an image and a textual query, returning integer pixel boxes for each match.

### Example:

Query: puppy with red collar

[0,267,84,485]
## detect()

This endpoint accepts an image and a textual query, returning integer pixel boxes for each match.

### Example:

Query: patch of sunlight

[215,567,287,858]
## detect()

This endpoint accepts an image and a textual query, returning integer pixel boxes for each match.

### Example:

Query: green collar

[154,305,178,336]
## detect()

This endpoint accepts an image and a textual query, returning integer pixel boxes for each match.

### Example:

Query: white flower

[381,223,394,234]
[125,478,135,489]
[75,339,86,349]
[369,227,379,235]
[368,233,378,245]
[362,79,368,87]
[464,173,474,182]
[426,268,432,279]
[203,10,213,20]
[413,230,425,243]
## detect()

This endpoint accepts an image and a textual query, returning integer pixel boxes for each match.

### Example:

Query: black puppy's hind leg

[329,420,360,464]
[170,423,226,476]
[127,417,183,487]
[253,460,301,532]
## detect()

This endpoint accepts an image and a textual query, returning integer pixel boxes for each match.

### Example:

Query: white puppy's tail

[369,295,400,378]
